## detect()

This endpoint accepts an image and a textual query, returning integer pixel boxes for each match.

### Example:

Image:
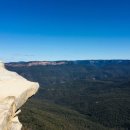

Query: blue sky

[0,0,130,62]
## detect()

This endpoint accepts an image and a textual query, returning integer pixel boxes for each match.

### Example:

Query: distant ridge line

[5,60,130,67]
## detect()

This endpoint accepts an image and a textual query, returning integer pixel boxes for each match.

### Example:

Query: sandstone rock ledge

[0,62,39,130]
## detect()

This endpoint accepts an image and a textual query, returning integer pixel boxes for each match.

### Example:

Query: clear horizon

[0,0,130,62]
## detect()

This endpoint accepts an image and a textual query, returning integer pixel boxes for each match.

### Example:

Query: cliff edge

[0,61,39,130]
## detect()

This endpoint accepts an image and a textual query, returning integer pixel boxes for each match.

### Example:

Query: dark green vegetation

[20,99,111,130]
[6,60,130,130]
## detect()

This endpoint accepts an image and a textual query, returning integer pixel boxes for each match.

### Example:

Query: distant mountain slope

[6,60,130,67]
[6,60,130,84]
[6,60,130,129]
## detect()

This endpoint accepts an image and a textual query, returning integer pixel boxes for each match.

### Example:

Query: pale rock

[0,61,39,130]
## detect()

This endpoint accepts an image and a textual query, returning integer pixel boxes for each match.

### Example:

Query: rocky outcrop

[0,61,39,130]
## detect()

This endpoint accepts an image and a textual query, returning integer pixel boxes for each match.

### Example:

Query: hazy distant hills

[6,60,130,83]
[6,60,130,67]
[6,61,68,67]
[5,60,130,130]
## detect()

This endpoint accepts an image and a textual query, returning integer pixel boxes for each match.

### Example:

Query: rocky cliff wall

[0,61,39,130]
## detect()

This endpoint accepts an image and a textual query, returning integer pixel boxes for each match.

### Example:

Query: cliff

[0,61,39,130]
[6,61,67,67]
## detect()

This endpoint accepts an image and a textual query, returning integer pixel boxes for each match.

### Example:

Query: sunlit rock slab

[0,61,39,130]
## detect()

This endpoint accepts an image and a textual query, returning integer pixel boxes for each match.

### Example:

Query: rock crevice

[0,61,39,130]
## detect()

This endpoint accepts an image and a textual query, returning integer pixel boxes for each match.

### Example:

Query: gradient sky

[0,0,130,62]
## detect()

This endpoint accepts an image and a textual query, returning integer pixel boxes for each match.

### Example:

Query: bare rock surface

[0,61,39,130]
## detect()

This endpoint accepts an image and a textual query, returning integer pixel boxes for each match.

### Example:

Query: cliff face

[0,61,39,130]
[6,61,67,67]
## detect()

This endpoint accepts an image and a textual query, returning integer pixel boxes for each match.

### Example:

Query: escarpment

[0,61,39,130]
